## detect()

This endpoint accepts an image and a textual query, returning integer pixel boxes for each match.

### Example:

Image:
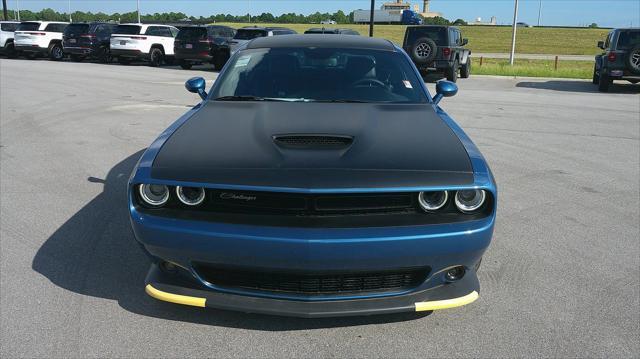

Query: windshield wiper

[214,96,310,102]
[309,99,369,103]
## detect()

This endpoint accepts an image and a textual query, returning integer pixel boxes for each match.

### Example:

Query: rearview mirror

[185,77,207,100]
[433,81,458,105]
[597,41,605,49]
[462,38,469,46]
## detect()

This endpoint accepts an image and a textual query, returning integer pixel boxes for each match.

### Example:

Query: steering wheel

[351,78,387,88]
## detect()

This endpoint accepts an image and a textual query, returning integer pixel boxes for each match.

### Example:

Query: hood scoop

[273,134,354,149]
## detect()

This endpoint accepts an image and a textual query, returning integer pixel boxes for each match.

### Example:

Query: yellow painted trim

[145,284,206,308]
[415,291,479,311]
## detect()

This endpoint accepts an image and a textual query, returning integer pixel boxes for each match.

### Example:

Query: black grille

[195,265,429,295]
[273,134,353,148]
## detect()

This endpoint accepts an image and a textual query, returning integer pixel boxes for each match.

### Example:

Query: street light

[509,0,519,65]
[137,0,141,23]
[68,0,72,22]
[15,0,19,21]
[369,0,375,37]
[537,0,542,27]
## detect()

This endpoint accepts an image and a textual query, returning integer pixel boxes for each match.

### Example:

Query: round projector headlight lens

[455,189,486,213]
[418,191,448,211]
[139,184,169,206]
[176,186,205,206]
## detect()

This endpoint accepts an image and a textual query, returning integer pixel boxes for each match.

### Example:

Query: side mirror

[185,77,207,100]
[433,81,458,105]
[597,41,605,49]
[462,38,469,46]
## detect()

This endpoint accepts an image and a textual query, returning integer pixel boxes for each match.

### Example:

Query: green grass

[217,22,608,55]
[473,58,593,79]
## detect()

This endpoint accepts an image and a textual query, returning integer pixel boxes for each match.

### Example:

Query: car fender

[460,50,471,65]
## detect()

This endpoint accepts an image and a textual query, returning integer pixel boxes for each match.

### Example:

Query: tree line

[7,8,459,25]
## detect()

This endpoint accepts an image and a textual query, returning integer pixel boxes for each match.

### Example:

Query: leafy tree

[588,23,598,28]
[452,18,467,26]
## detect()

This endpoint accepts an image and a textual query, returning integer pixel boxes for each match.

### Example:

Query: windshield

[64,24,90,35]
[211,48,427,103]
[114,25,141,35]
[17,22,40,31]
[234,29,267,40]
[617,30,640,49]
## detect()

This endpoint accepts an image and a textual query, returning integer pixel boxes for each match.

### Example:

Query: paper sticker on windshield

[403,80,413,89]
[235,55,251,68]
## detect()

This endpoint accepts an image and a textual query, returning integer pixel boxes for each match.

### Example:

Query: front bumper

[145,262,480,317]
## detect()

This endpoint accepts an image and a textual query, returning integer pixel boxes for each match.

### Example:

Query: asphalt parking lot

[1,58,638,358]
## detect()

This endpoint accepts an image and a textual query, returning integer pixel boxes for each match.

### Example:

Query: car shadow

[516,80,640,94]
[32,150,431,330]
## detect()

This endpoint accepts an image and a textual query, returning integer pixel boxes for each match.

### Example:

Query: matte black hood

[151,101,473,189]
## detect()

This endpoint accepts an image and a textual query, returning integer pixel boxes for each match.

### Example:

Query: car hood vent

[273,134,354,148]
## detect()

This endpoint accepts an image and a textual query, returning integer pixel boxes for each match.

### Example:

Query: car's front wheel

[592,64,599,85]
[460,58,471,79]
[48,43,64,61]
[4,42,17,58]
[598,71,611,92]
[446,60,459,82]
[149,48,164,67]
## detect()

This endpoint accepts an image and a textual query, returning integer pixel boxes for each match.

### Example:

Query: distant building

[381,1,411,11]
[418,0,443,19]
[469,16,497,26]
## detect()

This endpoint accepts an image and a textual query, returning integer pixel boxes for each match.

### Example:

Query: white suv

[0,21,20,58]
[14,21,69,60]
[110,23,179,67]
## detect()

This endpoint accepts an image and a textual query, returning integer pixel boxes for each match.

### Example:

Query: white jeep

[14,21,69,60]
[110,23,179,67]
[0,21,20,58]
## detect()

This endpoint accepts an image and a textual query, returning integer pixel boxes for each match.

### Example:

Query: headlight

[455,189,486,213]
[418,191,448,211]
[139,184,169,206]
[176,186,205,206]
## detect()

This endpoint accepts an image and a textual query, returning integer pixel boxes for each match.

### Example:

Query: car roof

[21,21,68,25]
[246,34,395,51]
[120,23,177,29]
[240,26,292,31]
[0,21,20,23]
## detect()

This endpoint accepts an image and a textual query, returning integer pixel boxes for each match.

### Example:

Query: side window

[170,27,179,37]
[604,33,612,49]
[145,26,159,36]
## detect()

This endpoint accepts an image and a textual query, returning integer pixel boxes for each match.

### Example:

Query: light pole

[509,0,519,65]
[68,0,72,22]
[369,0,375,37]
[537,0,542,27]
[15,0,19,21]
[136,0,141,23]
[2,0,7,21]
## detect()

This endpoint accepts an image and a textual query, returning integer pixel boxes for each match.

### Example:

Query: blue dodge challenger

[129,35,497,317]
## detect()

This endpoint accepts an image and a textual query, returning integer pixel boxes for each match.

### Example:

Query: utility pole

[68,0,72,22]
[136,0,141,23]
[537,0,542,27]
[15,0,19,21]
[509,0,519,65]
[2,0,8,21]
[369,0,375,37]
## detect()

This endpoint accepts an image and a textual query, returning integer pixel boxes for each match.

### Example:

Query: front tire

[4,42,17,58]
[149,48,164,67]
[97,46,112,63]
[446,60,459,82]
[48,43,64,61]
[460,58,471,79]
[592,64,600,85]
[598,71,611,92]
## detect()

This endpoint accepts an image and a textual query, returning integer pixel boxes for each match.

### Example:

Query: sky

[5,0,640,28]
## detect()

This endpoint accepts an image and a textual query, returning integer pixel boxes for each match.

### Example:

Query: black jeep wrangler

[403,25,471,82]
[593,28,640,92]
